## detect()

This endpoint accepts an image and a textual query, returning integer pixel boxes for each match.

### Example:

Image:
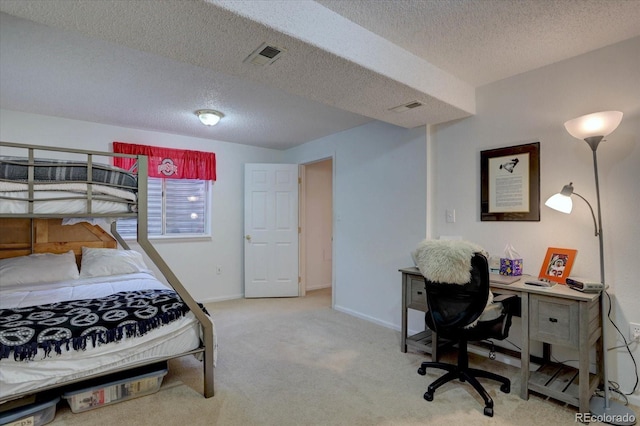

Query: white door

[244,164,299,298]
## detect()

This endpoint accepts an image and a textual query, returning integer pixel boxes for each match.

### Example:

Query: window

[112,141,216,239]
[116,178,210,238]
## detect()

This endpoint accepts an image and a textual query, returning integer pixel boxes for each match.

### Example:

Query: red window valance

[113,142,216,181]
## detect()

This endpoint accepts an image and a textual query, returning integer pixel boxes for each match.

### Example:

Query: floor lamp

[545,111,636,425]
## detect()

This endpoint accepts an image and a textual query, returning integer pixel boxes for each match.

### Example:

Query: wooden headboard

[0,218,117,265]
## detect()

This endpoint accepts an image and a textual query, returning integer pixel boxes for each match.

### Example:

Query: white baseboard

[200,293,244,304]
[333,304,398,330]
[306,283,331,291]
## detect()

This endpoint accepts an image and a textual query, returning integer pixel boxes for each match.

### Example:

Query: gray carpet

[49,289,627,425]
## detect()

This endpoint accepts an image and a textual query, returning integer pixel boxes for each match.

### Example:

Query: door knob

[245,234,251,241]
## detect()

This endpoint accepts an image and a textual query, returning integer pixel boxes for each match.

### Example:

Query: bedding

[0,156,138,214]
[80,246,151,278]
[0,156,137,191]
[0,288,200,361]
[0,272,215,401]
[0,250,79,287]
[0,183,136,214]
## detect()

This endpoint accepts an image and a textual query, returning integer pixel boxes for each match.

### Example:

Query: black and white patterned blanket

[0,289,206,361]
[0,156,137,193]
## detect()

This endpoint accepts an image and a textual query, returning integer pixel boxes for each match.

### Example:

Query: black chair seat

[425,312,509,342]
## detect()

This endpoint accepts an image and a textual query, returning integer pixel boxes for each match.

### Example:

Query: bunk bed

[0,141,215,407]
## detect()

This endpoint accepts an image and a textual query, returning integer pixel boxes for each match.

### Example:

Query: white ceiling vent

[388,101,423,113]
[244,42,286,66]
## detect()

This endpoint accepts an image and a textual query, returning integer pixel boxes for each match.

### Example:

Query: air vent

[389,101,424,113]
[243,42,286,66]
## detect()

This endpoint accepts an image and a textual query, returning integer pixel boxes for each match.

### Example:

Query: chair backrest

[423,253,490,335]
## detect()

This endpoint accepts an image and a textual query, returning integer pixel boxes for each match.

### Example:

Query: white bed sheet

[0,182,135,214]
[0,272,215,401]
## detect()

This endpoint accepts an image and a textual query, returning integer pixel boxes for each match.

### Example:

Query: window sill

[121,235,212,243]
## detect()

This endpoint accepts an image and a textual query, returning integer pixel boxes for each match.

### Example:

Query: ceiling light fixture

[195,109,224,126]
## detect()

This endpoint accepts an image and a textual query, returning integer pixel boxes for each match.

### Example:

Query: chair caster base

[484,406,493,417]
[417,367,426,375]
[423,391,434,401]
[500,383,510,393]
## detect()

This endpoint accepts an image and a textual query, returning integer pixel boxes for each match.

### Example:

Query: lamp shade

[545,193,572,213]
[544,183,574,214]
[564,111,623,140]
[196,109,224,126]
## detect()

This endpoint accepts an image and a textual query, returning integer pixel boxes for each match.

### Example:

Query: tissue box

[500,258,523,276]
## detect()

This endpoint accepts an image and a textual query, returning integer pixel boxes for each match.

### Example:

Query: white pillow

[0,250,79,287]
[80,247,150,278]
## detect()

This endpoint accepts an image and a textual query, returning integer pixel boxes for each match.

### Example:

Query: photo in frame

[481,142,540,221]
[538,247,577,284]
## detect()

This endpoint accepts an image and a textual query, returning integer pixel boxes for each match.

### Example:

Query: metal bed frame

[0,141,215,403]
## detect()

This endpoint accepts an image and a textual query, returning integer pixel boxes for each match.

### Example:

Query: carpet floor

[48,288,634,425]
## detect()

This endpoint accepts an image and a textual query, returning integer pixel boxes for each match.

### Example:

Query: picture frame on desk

[480,142,540,221]
[538,247,577,283]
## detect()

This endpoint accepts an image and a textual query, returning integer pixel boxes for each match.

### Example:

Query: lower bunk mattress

[0,272,214,402]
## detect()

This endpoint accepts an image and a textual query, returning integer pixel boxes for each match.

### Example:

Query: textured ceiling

[1,0,639,150]
[317,0,640,86]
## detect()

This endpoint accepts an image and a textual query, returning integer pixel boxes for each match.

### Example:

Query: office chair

[416,245,517,417]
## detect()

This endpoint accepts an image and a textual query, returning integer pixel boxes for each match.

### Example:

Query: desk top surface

[399,266,600,302]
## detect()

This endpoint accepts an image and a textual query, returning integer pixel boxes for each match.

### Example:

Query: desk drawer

[530,294,579,348]
[407,276,427,310]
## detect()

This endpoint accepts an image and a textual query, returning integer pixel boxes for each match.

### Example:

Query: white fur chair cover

[413,239,487,284]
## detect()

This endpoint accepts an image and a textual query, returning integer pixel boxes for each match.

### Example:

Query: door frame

[298,155,335,307]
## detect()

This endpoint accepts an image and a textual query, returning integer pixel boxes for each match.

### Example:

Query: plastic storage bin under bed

[62,363,168,414]
[0,397,59,426]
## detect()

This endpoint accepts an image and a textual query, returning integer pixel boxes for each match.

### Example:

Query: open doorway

[299,158,333,303]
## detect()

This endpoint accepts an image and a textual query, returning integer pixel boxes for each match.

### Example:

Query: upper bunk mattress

[0,156,137,191]
[0,156,137,214]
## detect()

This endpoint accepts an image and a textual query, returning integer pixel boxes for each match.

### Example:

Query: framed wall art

[538,247,577,283]
[481,142,540,221]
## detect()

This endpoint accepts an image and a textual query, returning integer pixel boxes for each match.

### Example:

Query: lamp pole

[583,136,606,289]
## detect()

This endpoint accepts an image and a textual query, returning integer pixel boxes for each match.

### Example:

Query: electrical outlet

[630,322,640,342]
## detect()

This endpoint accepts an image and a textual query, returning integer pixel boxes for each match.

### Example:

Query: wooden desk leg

[543,343,551,362]
[401,274,408,353]
[578,301,590,414]
[520,292,530,400]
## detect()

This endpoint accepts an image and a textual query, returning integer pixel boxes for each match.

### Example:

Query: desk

[399,267,603,414]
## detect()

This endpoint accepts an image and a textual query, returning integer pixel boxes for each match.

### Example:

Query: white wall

[285,121,427,328]
[432,37,640,403]
[0,109,282,303]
